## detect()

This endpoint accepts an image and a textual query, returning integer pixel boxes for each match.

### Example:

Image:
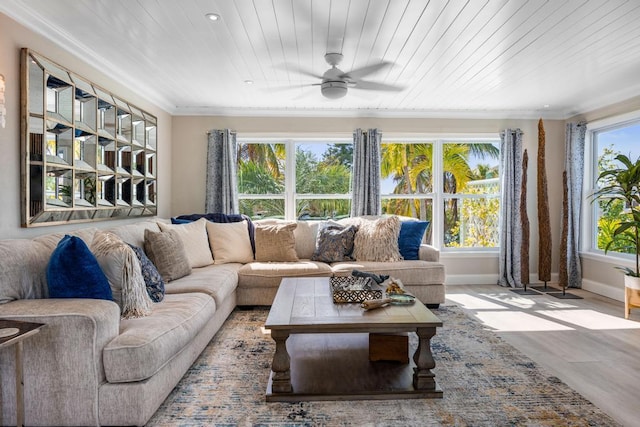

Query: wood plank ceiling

[3,0,640,118]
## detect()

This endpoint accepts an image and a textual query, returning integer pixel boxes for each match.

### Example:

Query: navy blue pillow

[398,221,430,260]
[47,235,113,300]
[128,244,165,302]
[170,217,192,224]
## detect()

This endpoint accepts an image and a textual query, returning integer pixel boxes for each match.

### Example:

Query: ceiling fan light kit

[321,81,348,99]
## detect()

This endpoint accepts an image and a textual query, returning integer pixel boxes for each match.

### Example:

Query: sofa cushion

[398,220,430,260]
[311,222,357,262]
[103,292,215,383]
[109,220,163,249]
[158,218,214,268]
[144,229,192,282]
[91,230,152,319]
[238,261,332,288]
[254,222,299,262]
[330,260,445,285]
[205,220,254,264]
[47,235,113,301]
[293,220,321,259]
[128,244,165,302]
[165,263,241,308]
[34,227,98,251]
[0,239,51,303]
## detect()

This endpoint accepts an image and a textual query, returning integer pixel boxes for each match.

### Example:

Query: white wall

[171,115,566,283]
[0,13,172,239]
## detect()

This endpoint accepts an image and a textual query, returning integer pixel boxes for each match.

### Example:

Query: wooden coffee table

[264,277,443,401]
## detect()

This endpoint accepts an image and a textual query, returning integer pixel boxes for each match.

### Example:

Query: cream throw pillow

[254,222,299,262]
[158,218,213,268]
[205,220,254,264]
[351,216,403,262]
[91,230,152,319]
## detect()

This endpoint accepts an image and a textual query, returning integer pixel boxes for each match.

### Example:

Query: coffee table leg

[270,330,292,393]
[413,327,436,390]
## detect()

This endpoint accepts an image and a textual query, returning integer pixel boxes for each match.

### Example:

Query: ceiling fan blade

[274,63,323,80]
[265,83,317,91]
[340,61,393,80]
[350,80,405,92]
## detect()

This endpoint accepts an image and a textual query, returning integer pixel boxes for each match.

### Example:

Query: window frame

[584,110,640,262]
[237,137,353,220]
[381,136,500,252]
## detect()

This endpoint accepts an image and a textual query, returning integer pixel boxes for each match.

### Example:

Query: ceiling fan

[282,53,404,99]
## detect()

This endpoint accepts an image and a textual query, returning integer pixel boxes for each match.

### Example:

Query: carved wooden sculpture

[559,170,568,289]
[521,150,530,285]
[537,119,552,284]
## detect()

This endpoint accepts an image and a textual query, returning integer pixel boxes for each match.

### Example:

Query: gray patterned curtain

[562,122,587,288]
[351,128,381,216]
[498,129,524,288]
[205,129,238,214]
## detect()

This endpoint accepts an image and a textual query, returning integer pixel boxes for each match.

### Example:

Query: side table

[0,319,44,427]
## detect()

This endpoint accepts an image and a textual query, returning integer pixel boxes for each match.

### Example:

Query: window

[237,136,499,251]
[237,139,352,220]
[590,119,640,255]
[381,139,500,249]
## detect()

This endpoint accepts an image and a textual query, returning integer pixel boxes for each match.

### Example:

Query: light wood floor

[446,284,640,427]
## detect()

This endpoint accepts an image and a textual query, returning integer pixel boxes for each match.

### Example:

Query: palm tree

[237,143,285,180]
[381,143,432,218]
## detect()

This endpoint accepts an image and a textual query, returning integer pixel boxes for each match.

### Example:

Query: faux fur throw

[91,230,152,319]
[350,216,403,262]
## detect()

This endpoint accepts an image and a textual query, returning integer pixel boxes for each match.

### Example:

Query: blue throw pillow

[128,244,165,302]
[47,235,113,300]
[170,217,192,224]
[398,221,430,260]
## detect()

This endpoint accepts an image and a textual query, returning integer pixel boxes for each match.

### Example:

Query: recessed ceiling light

[244,80,254,85]
[543,104,550,108]
[205,13,220,21]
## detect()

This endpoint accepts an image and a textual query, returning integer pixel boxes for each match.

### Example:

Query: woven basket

[330,276,382,303]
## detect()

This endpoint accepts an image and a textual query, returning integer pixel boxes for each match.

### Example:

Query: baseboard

[446,273,560,286]
[445,274,498,285]
[581,278,624,302]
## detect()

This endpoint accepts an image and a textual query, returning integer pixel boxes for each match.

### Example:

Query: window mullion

[432,140,444,249]
[285,139,296,220]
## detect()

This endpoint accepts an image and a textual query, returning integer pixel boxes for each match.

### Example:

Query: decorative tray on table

[330,276,383,303]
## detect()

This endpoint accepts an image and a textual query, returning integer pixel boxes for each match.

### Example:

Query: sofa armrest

[418,244,440,262]
[0,298,120,426]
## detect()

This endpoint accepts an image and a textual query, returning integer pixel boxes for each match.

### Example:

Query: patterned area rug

[146,305,618,426]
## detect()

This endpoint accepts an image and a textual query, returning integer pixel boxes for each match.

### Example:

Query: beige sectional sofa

[0,216,444,426]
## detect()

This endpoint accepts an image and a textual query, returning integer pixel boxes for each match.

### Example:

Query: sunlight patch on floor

[480,293,540,309]
[474,311,575,332]
[447,294,508,310]
[536,310,640,330]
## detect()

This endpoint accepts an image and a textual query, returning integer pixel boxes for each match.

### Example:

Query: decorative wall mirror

[20,49,157,227]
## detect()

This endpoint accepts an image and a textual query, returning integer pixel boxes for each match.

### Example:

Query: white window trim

[239,135,500,252]
[380,137,500,252]
[238,137,352,221]
[582,109,640,258]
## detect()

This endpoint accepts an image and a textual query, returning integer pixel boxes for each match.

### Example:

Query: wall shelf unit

[21,48,157,227]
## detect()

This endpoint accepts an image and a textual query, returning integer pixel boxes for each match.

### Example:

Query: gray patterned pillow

[311,222,357,262]
[143,229,192,282]
[128,244,165,302]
